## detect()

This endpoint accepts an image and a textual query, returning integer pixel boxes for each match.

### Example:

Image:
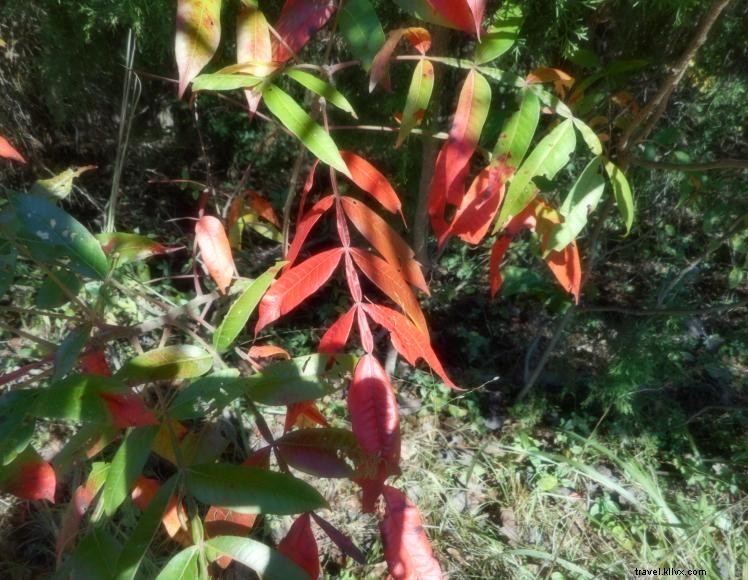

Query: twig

[580,300,747,317]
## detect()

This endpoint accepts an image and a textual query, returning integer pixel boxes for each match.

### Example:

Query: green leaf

[72,527,121,579]
[495,119,577,230]
[338,0,385,70]
[604,159,635,235]
[392,0,456,29]
[573,118,603,156]
[213,263,285,353]
[191,73,262,92]
[33,374,125,423]
[53,326,92,380]
[493,89,540,168]
[156,547,200,580]
[11,193,109,279]
[262,84,351,177]
[547,157,606,252]
[477,66,525,87]
[168,369,244,420]
[396,59,434,148]
[0,419,34,467]
[0,242,17,297]
[30,165,96,201]
[475,3,523,65]
[204,536,307,580]
[35,269,82,309]
[101,426,158,517]
[96,232,170,265]
[115,345,213,383]
[115,476,179,580]
[246,353,356,406]
[186,463,326,514]
[285,69,357,118]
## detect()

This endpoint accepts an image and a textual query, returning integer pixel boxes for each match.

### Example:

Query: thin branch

[580,300,747,317]
[630,158,748,172]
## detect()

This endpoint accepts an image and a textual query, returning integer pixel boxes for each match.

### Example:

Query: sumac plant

[0,0,635,577]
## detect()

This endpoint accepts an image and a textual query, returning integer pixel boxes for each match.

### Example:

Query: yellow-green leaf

[604,159,635,235]
[176,0,223,98]
[396,59,434,147]
[286,69,358,118]
[115,345,213,383]
[493,89,540,167]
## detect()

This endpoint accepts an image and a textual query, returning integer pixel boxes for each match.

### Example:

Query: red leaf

[341,197,429,294]
[311,513,366,564]
[175,0,222,98]
[1,448,56,502]
[272,0,336,62]
[243,445,272,469]
[356,305,374,354]
[380,486,443,580]
[55,483,94,561]
[447,162,513,246]
[0,134,26,163]
[348,355,400,471]
[489,236,512,298]
[350,248,429,336]
[362,303,457,389]
[318,305,356,354]
[278,513,321,579]
[425,0,482,36]
[288,195,334,265]
[369,28,431,93]
[99,392,158,429]
[255,248,344,333]
[340,152,404,220]
[298,160,320,221]
[79,350,111,376]
[355,464,388,513]
[247,191,280,226]
[284,401,329,432]
[195,215,235,294]
[428,70,491,236]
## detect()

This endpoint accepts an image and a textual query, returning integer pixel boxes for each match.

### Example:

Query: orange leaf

[362,303,457,389]
[318,305,356,354]
[195,215,235,294]
[526,67,574,86]
[545,242,582,303]
[350,248,429,336]
[278,513,321,579]
[287,195,334,265]
[284,401,329,432]
[380,486,444,580]
[248,344,290,362]
[0,448,56,503]
[446,161,513,246]
[237,5,273,114]
[340,151,404,219]
[175,0,222,98]
[341,197,429,294]
[0,134,26,164]
[402,27,431,54]
[205,506,258,568]
[255,248,344,333]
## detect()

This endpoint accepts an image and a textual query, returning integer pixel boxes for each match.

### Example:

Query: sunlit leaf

[547,156,606,251]
[286,69,357,117]
[278,514,321,579]
[396,59,434,148]
[0,134,26,163]
[213,262,285,352]
[475,2,523,64]
[175,0,222,98]
[205,535,308,579]
[30,165,96,201]
[493,89,540,168]
[115,345,213,383]
[0,446,56,502]
[263,84,350,176]
[495,119,576,230]
[340,151,403,218]
[277,428,363,478]
[155,546,200,580]
[191,73,262,92]
[271,0,336,62]
[195,215,235,294]
[604,159,635,235]
[96,232,171,265]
